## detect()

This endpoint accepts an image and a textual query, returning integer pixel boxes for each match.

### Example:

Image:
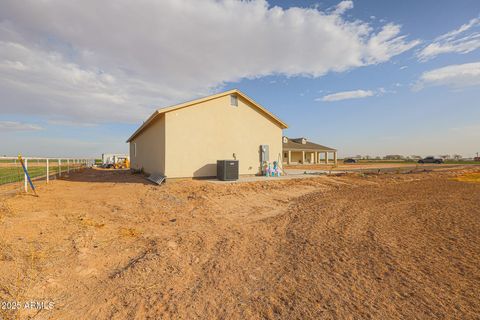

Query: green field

[0,165,77,185]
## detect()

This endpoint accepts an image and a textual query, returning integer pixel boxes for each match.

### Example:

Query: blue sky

[1,0,479,158]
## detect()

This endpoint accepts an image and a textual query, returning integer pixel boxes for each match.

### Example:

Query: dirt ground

[284,162,453,171]
[1,167,480,319]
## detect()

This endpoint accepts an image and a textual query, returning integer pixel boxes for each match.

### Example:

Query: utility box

[260,145,269,162]
[217,160,239,181]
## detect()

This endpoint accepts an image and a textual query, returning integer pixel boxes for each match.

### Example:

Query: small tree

[384,155,404,160]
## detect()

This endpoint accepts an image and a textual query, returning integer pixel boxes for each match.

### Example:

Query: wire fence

[0,157,95,195]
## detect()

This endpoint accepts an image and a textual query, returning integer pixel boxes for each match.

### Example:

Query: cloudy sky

[1,0,479,157]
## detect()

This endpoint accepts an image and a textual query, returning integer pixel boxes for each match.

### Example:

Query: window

[134,142,137,157]
[230,94,238,107]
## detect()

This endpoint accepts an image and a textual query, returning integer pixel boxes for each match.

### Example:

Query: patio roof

[283,137,336,152]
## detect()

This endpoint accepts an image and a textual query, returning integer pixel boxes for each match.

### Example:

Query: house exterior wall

[129,114,166,175]
[163,94,283,178]
[290,151,304,163]
[283,150,336,164]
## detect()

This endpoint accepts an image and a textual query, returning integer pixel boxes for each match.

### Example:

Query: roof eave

[126,110,159,142]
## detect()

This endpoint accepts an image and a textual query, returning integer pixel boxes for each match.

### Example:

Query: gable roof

[283,137,336,151]
[127,89,288,142]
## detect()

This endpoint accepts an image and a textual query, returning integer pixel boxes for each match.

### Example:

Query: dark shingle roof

[283,137,336,151]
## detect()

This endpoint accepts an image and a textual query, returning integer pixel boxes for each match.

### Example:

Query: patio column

[288,150,291,164]
[325,152,329,164]
[334,151,337,165]
[302,151,305,164]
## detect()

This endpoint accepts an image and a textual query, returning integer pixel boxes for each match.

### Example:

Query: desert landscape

[1,167,479,319]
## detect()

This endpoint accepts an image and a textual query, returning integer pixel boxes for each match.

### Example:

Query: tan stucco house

[127,89,288,178]
[282,137,337,165]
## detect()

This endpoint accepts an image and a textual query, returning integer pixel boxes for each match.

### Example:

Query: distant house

[127,89,288,178]
[282,137,337,165]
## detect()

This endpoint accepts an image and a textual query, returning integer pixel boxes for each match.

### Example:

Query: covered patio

[282,137,337,165]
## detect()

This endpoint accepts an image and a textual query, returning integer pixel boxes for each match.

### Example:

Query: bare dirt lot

[284,162,457,171]
[1,167,480,319]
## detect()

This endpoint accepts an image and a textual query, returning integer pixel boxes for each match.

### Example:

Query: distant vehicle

[418,156,443,164]
[101,154,130,169]
[474,157,480,162]
[343,158,357,164]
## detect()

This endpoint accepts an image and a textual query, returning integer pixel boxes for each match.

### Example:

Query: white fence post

[0,156,94,191]
[24,158,28,192]
[46,159,49,183]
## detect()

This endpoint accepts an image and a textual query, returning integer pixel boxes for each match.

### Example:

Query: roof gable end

[127,89,287,142]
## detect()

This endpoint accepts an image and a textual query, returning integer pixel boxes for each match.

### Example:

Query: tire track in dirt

[266,176,480,319]
[1,169,479,319]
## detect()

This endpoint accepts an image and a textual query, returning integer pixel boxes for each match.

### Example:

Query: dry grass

[454,172,480,183]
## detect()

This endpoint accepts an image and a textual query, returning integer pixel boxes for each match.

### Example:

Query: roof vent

[230,94,238,107]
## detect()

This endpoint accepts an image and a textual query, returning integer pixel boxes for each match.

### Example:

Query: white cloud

[0,41,173,123]
[333,1,354,15]
[319,89,375,102]
[0,121,43,131]
[417,17,480,61]
[0,0,419,125]
[415,62,480,90]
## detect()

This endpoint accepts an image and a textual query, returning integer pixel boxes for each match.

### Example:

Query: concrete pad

[205,173,324,184]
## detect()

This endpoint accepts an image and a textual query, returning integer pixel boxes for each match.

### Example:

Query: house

[282,137,337,165]
[127,89,288,178]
